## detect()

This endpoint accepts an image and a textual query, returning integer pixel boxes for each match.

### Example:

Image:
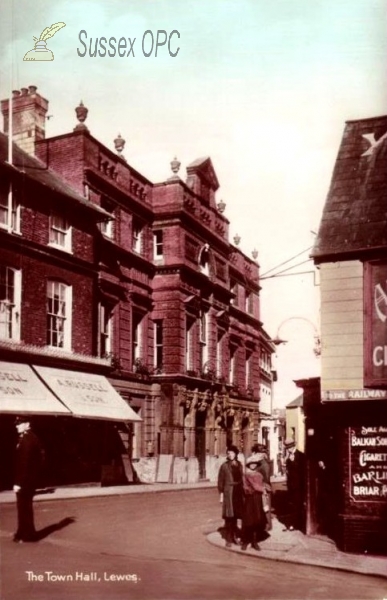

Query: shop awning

[0,362,71,415]
[33,366,141,422]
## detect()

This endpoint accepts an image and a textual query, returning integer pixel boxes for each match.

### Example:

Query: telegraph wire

[260,245,313,278]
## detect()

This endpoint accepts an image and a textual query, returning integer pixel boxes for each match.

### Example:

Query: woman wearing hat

[217,445,244,547]
[240,456,267,551]
[249,443,272,531]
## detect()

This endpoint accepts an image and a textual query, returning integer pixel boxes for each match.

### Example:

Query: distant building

[256,328,283,475]
[285,394,305,452]
[0,86,275,487]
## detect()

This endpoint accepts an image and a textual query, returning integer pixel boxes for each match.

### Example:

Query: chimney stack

[1,85,48,155]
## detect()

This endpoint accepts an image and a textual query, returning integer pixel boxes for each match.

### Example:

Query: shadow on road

[35,517,76,541]
[217,524,270,544]
[271,488,306,533]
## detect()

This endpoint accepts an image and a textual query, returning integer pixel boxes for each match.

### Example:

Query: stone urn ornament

[24,22,66,61]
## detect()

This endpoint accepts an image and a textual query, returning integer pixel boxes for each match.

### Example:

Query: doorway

[195,409,207,479]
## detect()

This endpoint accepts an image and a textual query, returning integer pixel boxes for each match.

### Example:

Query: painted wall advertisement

[349,426,387,502]
[364,261,387,388]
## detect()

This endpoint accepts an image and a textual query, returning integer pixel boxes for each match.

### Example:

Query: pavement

[1,481,386,579]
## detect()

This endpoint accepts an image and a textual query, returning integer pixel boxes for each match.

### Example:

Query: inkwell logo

[23,22,66,61]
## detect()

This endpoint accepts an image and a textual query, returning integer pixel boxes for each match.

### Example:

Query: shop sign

[0,361,70,415]
[364,261,387,387]
[322,389,387,401]
[349,426,387,502]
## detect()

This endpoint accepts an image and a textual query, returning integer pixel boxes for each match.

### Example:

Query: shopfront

[0,361,141,489]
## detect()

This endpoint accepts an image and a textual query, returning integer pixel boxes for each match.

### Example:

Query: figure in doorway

[283,438,306,532]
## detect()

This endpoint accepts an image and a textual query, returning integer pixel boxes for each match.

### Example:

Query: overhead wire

[261,259,313,280]
[260,245,313,278]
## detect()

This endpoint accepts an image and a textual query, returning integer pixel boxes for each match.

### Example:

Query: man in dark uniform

[13,416,44,542]
[284,438,306,531]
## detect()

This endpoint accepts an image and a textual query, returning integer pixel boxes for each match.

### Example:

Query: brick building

[0,86,273,486]
[305,115,387,554]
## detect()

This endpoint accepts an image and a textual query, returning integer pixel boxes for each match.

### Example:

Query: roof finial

[114,133,126,160]
[217,199,226,213]
[74,100,89,132]
[169,156,181,179]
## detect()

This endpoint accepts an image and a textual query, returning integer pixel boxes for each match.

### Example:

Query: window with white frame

[259,350,265,370]
[246,349,253,388]
[154,320,163,370]
[216,329,224,378]
[132,220,143,254]
[185,316,194,372]
[245,290,253,313]
[199,244,210,276]
[199,310,209,370]
[49,214,72,251]
[153,230,163,259]
[0,180,20,233]
[46,280,72,349]
[127,408,142,459]
[99,303,113,358]
[132,311,143,364]
[229,344,237,385]
[0,265,21,340]
[260,350,271,373]
[99,198,114,238]
[230,279,238,306]
[99,217,113,238]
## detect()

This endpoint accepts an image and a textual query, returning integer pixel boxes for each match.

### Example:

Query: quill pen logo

[24,22,66,61]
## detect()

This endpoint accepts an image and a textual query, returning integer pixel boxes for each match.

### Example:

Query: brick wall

[22,256,94,353]
[36,133,86,194]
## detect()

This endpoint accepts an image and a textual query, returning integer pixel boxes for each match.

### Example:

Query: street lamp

[273,317,321,357]
[270,336,288,347]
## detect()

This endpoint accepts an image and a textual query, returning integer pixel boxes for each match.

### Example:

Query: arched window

[199,243,210,276]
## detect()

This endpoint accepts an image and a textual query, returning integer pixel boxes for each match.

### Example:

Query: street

[0,488,386,600]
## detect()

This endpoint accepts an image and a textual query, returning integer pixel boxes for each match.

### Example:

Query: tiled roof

[312,116,387,261]
[0,132,110,220]
[286,393,303,408]
[186,156,220,191]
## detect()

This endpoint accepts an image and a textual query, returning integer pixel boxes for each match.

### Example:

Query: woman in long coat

[250,444,272,531]
[217,445,244,547]
[241,456,267,551]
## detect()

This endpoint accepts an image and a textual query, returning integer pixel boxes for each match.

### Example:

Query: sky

[1,0,386,407]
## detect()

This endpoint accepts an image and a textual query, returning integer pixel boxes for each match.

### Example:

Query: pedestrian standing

[217,445,244,547]
[249,443,272,531]
[284,438,306,531]
[13,416,45,543]
[241,457,267,551]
